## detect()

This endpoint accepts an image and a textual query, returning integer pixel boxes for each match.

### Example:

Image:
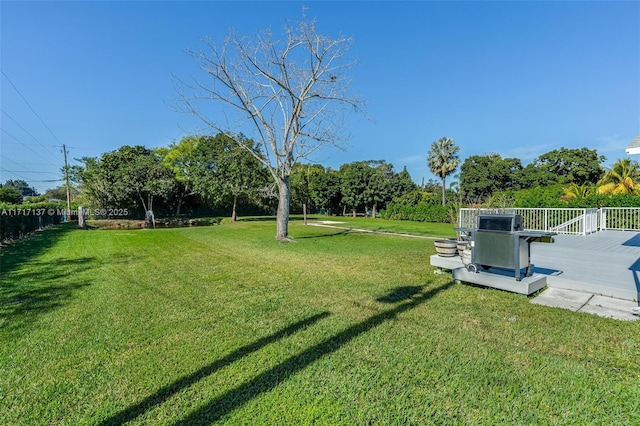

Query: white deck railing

[458,207,634,235]
[600,207,640,231]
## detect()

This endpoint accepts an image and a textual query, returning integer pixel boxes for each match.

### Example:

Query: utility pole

[62,144,72,222]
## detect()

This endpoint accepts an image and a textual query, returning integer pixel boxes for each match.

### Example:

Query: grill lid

[477,214,523,232]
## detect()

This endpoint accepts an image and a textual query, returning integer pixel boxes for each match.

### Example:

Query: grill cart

[456,214,555,281]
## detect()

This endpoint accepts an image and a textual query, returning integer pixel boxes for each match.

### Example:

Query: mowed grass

[1,220,639,425]
[300,214,458,238]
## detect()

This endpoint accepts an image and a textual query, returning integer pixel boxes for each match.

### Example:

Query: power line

[0,169,62,183]
[1,69,64,146]
[6,178,63,183]
[0,156,61,182]
[0,169,59,174]
[0,154,44,172]
[0,151,68,171]
[1,128,61,166]
[0,141,55,147]
[0,160,59,168]
[0,108,61,159]
[0,169,31,182]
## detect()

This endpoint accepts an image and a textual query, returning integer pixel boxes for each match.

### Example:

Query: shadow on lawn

[0,256,96,335]
[100,280,454,426]
[376,285,424,303]
[169,281,454,426]
[0,224,93,334]
[296,229,352,239]
[235,216,320,223]
[1,250,130,336]
[235,216,277,222]
[0,223,76,276]
[97,312,331,426]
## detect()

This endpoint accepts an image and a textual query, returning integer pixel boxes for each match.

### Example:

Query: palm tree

[427,137,460,205]
[562,182,594,200]
[596,158,640,195]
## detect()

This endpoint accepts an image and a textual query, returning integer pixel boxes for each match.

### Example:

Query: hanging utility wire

[0,108,61,159]
[1,69,64,147]
[0,169,59,174]
[0,154,49,172]
[0,169,31,182]
[0,164,61,183]
[1,128,59,165]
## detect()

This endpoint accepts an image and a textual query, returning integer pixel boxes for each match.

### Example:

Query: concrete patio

[530,287,639,321]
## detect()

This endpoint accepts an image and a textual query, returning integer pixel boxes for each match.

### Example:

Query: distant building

[626,133,640,155]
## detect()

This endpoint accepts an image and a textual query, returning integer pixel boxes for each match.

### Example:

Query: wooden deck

[530,230,640,302]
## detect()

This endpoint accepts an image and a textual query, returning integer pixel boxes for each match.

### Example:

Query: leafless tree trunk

[176,15,363,241]
[276,177,290,240]
[231,195,238,222]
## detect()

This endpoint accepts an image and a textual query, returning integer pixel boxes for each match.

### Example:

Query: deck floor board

[530,231,640,301]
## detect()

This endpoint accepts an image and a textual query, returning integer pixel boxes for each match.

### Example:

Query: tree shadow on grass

[1,253,130,336]
[235,216,277,223]
[376,285,424,303]
[0,223,76,276]
[296,230,352,239]
[0,224,97,335]
[167,281,455,426]
[235,216,316,223]
[97,312,331,426]
[0,257,95,335]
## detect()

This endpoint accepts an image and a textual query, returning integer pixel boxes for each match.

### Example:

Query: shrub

[512,185,565,208]
[572,193,640,208]
[381,201,451,223]
[498,187,640,209]
[0,202,66,241]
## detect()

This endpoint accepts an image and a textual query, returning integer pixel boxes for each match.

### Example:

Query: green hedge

[566,193,640,208]
[0,203,66,241]
[509,188,640,209]
[382,189,640,224]
[380,202,451,223]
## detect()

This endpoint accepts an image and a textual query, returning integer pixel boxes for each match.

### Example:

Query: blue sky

[1,1,639,193]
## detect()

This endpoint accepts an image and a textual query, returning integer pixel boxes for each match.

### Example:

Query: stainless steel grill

[456,214,554,281]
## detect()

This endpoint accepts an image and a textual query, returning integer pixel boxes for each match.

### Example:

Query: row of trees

[68,133,420,225]
[458,148,606,201]
[290,161,416,216]
[8,134,639,227]
[72,134,267,225]
[10,137,639,226]
[0,179,39,203]
[427,142,639,204]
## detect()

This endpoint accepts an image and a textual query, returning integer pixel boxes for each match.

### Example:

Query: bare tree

[177,16,363,241]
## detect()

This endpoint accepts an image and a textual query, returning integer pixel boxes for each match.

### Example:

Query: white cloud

[395,154,424,165]
[502,144,555,162]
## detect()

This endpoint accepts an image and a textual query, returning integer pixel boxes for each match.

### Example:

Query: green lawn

[301,214,458,237]
[1,220,638,425]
